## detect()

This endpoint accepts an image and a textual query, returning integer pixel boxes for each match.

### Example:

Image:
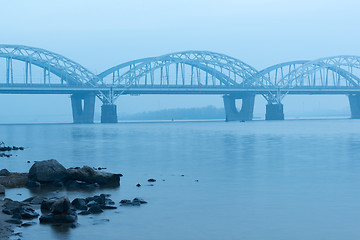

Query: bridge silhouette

[1,44,360,123]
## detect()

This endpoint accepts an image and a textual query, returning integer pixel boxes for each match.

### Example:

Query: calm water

[1,119,360,240]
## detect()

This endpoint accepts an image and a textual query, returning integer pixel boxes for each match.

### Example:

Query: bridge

[1,44,360,123]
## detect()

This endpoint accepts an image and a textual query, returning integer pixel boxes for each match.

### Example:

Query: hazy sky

[1,0,359,122]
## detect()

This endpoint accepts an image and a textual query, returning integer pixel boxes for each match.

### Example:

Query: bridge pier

[265,103,284,120]
[223,94,255,121]
[101,104,118,123]
[348,94,360,119]
[71,93,95,124]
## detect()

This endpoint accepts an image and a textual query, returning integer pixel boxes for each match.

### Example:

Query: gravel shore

[0,200,15,239]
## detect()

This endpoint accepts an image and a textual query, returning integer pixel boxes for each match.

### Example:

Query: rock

[71,198,87,210]
[2,208,12,215]
[88,205,103,214]
[100,205,117,210]
[20,209,39,219]
[40,198,59,212]
[22,196,36,203]
[26,181,41,188]
[130,200,141,206]
[12,212,22,219]
[5,219,22,225]
[120,198,147,206]
[3,199,23,213]
[0,172,28,188]
[120,199,131,205]
[64,180,81,188]
[2,199,39,220]
[28,159,67,182]
[93,194,106,205]
[85,196,94,203]
[66,166,121,187]
[105,199,115,205]
[136,183,141,187]
[27,161,30,163]
[39,211,77,224]
[120,199,141,206]
[133,198,147,204]
[22,196,47,205]
[50,197,71,214]
[84,182,100,189]
[39,197,77,224]
[0,169,11,176]
[147,178,156,182]
[0,184,5,194]
[87,201,99,208]
[21,221,36,227]
[78,210,91,215]
[52,181,64,188]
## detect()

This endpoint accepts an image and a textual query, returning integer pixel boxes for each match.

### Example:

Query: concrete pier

[101,104,118,123]
[223,94,255,121]
[71,93,95,124]
[348,94,360,119]
[265,103,284,120]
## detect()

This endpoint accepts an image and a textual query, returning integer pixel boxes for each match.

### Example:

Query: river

[1,119,360,240]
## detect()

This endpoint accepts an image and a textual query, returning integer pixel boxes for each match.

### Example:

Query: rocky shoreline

[0,159,131,239]
[0,201,17,239]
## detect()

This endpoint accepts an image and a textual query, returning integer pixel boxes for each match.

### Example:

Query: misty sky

[1,0,360,122]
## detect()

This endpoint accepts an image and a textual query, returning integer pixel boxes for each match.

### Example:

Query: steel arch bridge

[1,44,360,123]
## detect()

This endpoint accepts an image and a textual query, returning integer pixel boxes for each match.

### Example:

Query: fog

[0,0,359,122]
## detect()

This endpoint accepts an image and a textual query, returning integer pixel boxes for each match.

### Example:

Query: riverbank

[0,200,15,239]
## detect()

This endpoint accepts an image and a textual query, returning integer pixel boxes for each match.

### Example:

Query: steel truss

[1,45,360,106]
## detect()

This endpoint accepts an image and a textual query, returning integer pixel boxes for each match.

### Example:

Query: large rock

[40,198,59,212]
[28,159,67,182]
[50,197,71,214]
[0,169,11,176]
[67,166,120,187]
[39,197,77,224]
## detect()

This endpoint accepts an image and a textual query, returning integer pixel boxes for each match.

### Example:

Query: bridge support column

[223,94,255,121]
[71,93,95,124]
[348,94,360,119]
[101,104,118,123]
[265,103,284,120]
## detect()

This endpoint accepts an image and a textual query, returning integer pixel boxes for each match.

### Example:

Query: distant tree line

[119,106,225,120]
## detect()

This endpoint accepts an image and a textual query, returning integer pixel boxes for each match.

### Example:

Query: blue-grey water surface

[1,119,360,240]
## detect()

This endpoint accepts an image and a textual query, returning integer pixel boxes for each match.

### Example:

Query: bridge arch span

[98,57,155,82]
[0,44,98,86]
[100,51,260,88]
[279,56,360,88]
[255,60,310,87]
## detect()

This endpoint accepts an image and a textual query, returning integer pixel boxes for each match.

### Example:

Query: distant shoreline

[0,116,352,126]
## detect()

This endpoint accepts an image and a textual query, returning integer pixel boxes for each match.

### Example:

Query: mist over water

[2,119,360,240]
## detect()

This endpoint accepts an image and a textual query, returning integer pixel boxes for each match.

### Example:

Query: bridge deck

[0,84,360,95]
